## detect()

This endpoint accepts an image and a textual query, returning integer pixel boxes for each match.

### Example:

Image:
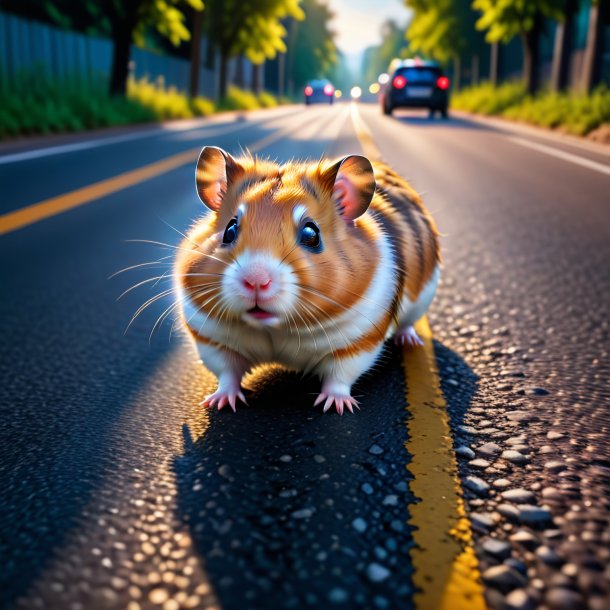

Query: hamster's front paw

[201,385,247,412]
[394,325,424,349]
[314,381,359,415]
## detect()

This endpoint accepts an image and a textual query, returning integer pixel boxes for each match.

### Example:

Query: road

[1,103,609,610]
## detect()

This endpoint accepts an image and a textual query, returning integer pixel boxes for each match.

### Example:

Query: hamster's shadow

[172,341,477,609]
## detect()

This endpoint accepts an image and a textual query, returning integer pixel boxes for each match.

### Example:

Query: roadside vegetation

[0,74,283,139]
[451,82,610,137]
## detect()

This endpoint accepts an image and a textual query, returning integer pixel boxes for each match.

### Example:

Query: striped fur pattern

[175,147,440,414]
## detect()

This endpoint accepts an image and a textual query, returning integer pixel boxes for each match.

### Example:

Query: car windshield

[396,68,439,84]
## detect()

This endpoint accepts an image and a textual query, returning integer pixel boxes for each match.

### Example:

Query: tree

[362,20,409,85]
[4,0,204,96]
[203,0,303,98]
[287,0,339,93]
[581,0,609,92]
[473,0,564,94]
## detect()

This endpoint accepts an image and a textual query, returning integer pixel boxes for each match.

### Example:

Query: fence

[0,11,253,99]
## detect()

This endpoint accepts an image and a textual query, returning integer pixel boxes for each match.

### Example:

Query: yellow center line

[350,102,487,610]
[0,108,323,236]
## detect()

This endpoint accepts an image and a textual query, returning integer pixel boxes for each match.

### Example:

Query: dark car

[380,59,450,118]
[304,79,335,105]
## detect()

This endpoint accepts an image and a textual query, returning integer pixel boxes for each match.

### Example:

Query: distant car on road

[304,79,335,105]
[380,59,450,118]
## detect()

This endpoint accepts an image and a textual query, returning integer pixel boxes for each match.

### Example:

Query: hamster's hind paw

[314,392,360,415]
[394,325,424,349]
[200,389,247,412]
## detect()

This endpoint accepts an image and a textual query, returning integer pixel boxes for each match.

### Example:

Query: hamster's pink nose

[242,274,272,292]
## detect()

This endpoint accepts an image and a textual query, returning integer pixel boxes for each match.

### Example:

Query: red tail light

[304,86,313,96]
[323,84,334,96]
[436,76,450,90]
[392,75,407,89]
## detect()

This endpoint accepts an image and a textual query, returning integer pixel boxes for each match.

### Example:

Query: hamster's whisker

[280,305,301,354]
[296,298,340,354]
[290,303,318,351]
[109,256,174,278]
[125,287,176,334]
[296,295,350,350]
[118,275,176,300]
[298,284,385,340]
[149,296,185,343]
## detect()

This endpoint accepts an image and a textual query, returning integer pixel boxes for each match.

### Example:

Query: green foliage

[472,0,564,43]
[451,81,527,113]
[362,20,410,84]
[451,81,610,136]
[290,0,339,90]
[0,73,220,139]
[405,0,484,63]
[219,86,262,111]
[257,91,278,108]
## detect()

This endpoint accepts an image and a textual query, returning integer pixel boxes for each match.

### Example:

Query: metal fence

[0,11,250,100]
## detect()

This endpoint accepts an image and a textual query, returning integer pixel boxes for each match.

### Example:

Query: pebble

[501,488,535,504]
[509,530,539,548]
[544,460,567,472]
[366,563,391,583]
[352,518,368,533]
[518,505,553,525]
[502,450,528,464]
[471,512,497,533]
[469,458,491,469]
[497,504,521,520]
[477,442,502,457]
[280,455,293,463]
[313,454,326,463]
[505,589,535,610]
[506,411,534,422]
[458,425,478,435]
[390,520,404,533]
[545,587,586,610]
[464,476,489,495]
[481,538,511,559]
[368,444,384,456]
[482,565,527,593]
[492,478,512,489]
[328,588,348,604]
[456,445,475,459]
[361,483,374,495]
[546,431,564,440]
[382,495,398,506]
[394,481,408,492]
[291,508,314,519]
[541,487,562,500]
[536,545,564,566]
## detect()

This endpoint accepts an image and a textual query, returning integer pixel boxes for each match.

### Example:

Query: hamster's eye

[222,218,238,245]
[299,221,322,251]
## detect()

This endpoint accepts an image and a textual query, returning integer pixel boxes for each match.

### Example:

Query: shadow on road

[390,110,494,133]
[173,341,478,610]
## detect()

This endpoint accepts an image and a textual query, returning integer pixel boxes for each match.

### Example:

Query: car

[380,59,450,118]
[304,79,335,105]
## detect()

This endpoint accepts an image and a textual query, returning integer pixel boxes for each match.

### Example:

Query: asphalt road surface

[1,103,609,610]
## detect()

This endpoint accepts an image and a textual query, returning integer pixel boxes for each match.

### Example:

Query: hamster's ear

[195,146,243,211]
[322,155,376,221]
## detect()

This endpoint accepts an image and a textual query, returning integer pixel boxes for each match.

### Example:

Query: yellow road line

[350,103,486,610]
[0,108,325,236]
[405,319,486,610]
[0,148,199,235]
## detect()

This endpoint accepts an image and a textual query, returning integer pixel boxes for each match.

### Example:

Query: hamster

[174,146,440,414]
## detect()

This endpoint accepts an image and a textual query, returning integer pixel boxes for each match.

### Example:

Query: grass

[451,81,610,137]
[0,72,282,140]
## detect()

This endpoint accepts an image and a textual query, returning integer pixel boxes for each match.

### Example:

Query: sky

[326,0,412,68]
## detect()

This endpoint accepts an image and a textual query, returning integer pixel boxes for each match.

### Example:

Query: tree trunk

[109,5,139,97]
[522,13,542,95]
[252,63,262,94]
[189,8,203,98]
[453,56,461,91]
[551,0,576,91]
[278,52,285,98]
[581,0,607,92]
[489,42,502,87]
[219,52,229,99]
[471,53,480,86]
[234,55,245,88]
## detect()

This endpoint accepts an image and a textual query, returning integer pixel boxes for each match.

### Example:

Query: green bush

[258,91,278,108]
[220,86,261,111]
[451,81,610,137]
[190,95,216,117]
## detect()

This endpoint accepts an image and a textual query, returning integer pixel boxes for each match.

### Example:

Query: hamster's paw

[394,325,424,349]
[200,387,247,412]
[314,391,359,415]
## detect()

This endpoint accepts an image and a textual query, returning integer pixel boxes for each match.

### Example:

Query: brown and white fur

[175,146,440,414]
